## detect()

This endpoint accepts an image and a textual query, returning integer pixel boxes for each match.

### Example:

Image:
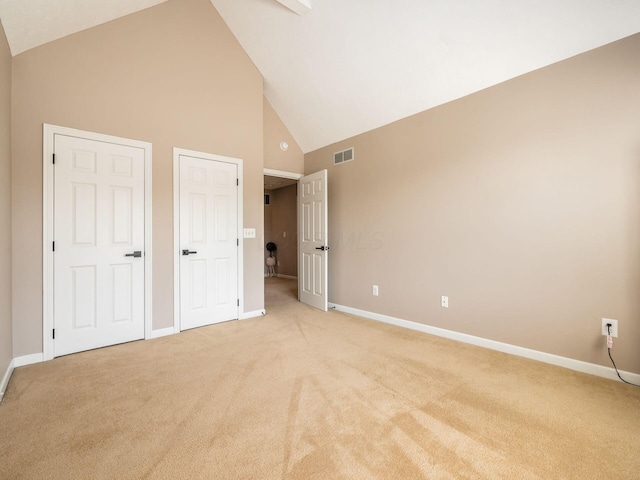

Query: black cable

[606,324,640,388]
[607,348,640,387]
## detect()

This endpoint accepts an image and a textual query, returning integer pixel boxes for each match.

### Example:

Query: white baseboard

[14,353,44,368]
[1,353,44,402]
[149,327,175,339]
[329,303,640,385]
[240,309,266,320]
[1,358,15,400]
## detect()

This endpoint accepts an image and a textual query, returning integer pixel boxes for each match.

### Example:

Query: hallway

[265,276,298,311]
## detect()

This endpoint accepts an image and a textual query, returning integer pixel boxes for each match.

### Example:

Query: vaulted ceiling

[1,0,639,152]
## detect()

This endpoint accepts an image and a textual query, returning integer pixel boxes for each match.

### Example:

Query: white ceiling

[1,0,639,153]
[211,0,640,152]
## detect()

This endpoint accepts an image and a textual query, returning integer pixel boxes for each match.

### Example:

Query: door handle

[182,249,198,256]
[315,246,330,251]
[125,251,142,258]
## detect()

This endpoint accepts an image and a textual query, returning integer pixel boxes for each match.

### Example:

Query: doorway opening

[263,169,302,310]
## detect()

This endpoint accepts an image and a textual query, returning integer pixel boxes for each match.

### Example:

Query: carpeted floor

[1,277,639,479]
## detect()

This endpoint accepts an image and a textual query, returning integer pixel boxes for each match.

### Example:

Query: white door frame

[173,148,244,332]
[263,168,303,181]
[43,124,153,361]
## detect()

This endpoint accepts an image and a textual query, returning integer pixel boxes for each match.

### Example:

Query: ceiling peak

[275,0,312,16]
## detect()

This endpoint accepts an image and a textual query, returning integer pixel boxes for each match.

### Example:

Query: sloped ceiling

[211,0,640,152]
[1,0,639,153]
[0,0,169,56]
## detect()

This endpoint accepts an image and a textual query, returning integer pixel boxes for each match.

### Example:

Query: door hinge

[52,328,55,339]
[52,153,55,165]
[237,238,239,246]
[52,241,55,252]
[237,299,240,307]
[236,178,239,186]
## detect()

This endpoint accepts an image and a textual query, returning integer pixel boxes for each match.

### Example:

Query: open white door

[298,170,328,311]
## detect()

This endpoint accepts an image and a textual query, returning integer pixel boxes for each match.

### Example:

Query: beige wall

[11,0,265,356]
[264,97,303,173]
[305,34,640,374]
[270,184,297,277]
[0,22,12,376]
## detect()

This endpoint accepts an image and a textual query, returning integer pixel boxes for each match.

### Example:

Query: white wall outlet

[441,296,448,308]
[243,228,256,238]
[283,231,287,238]
[602,318,618,338]
[372,285,379,296]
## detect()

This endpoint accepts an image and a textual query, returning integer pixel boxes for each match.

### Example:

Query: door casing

[43,124,153,361]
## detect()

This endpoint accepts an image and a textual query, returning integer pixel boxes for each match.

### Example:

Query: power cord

[606,323,640,388]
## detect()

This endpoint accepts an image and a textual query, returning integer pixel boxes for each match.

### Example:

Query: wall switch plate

[373,285,379,296]
[283,232,287,238]
[243,228,256,238]
[441,296,448,308]
[602,318,618,337]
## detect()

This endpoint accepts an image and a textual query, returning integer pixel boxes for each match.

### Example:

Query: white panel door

[179,155,238,330]
[54,135,145,356]
[298,170,328,311]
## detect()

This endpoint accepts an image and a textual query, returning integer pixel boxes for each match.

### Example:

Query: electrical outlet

[372,285,379,296]
[283,232,287,238]
[602,318,618,338]
[441,296,448,308]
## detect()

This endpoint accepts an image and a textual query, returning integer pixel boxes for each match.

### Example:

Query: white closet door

[54,134,145,356]
[179,155,239,330]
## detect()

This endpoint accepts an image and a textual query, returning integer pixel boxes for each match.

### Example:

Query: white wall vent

[334,147,354,165]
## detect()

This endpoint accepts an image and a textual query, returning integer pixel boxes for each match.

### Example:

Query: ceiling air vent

[334,147,354,165]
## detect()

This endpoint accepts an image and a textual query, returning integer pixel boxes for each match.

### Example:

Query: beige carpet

[1,277,639,479]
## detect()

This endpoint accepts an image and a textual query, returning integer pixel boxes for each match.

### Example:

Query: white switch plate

[441,296,448,308]
[373,285,379,296]
[602,318,618,337]
[243,228,256,238]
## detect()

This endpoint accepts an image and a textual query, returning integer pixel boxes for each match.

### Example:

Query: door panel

[54,135,145,357]
[298,170,328,311]
[112,263,133,323]
[71,266,96,329]
[111,187,133,244]
[179,155,239,330]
